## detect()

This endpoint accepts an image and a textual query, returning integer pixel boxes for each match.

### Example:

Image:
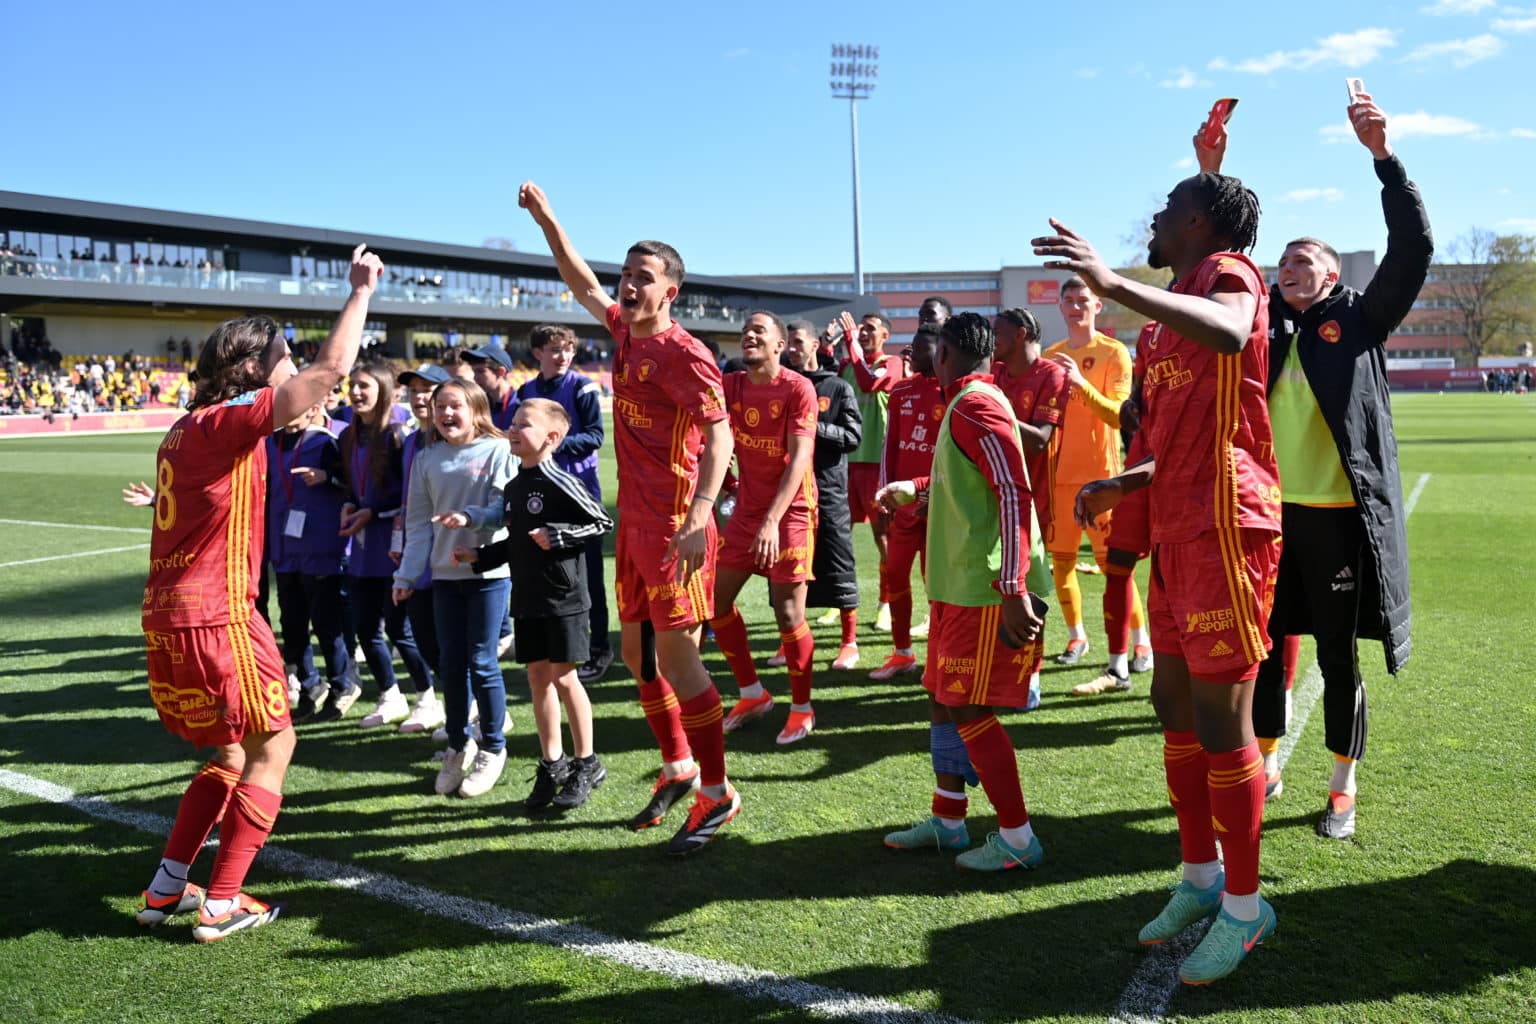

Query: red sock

[955,714,1029,829]
[780,622,815,705]
[877,558,891,604]
[840,608,858,645]
[678,688,727,789]
[890,588,914,649]
[638,676,691,764]
[1102,562,1134,656]
[206,783,282,901]
[1163,730,1217,865]
[1282,634,1301,689]
[708,607,759,689]
[932,789,968,820]
[1207,743,1265,896]
[162,761,240,865]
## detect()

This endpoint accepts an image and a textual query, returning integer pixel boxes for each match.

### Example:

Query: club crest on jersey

[1016,393,1035,414]
[744,407,760,427]
[638,359,658,381]
[1082,356,1096,371]
[1320,320,1342,344]
[526,494,544,515]
[818,396,831,413]
[931,404,944,421]
[768,400,783,420]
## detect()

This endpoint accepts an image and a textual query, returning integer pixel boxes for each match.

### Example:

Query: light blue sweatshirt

[393,434,514,586]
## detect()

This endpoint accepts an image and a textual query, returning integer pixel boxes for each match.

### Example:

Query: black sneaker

[553,755,608,810]
[313,681,363,722]
[628,769,700,830]
[577,649,615,684]
[524,757,572,812]
[665,785,741,856]
[1316,794,1357,839]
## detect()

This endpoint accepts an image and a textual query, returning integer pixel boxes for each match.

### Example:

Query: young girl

[392,379,515,798]
[335,359,435,726]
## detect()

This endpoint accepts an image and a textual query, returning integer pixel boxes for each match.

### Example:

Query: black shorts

[514,611,590,666]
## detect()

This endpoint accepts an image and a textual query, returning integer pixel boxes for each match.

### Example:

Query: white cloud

[1419,0,1494,13]
[1159,67,1210,88]
[1405,34,1504,66]
[722,47,750,59]
[1493,13,1536,31]
[1171,156,1195,170]
[1076,67,1102,79]
[1320,109,1483,141]
[1209,28,1397,74]
[1512,128,1536,138]
[1278,188,1346,203]
[1499,217,1536,231]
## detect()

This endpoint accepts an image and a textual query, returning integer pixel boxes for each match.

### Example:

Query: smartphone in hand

[1201,97,1239,148]
[1346,77,1365,103]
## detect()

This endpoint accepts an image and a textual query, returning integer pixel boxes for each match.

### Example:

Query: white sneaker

[285,665,301,705]
[496,633,514,658]
[399,692,445,734]
[331,680,364,717]
[360,689,410,728]
[434,737,478,795]
[430,725,450,744]
[457,746,508,798]
[910,616,930,638]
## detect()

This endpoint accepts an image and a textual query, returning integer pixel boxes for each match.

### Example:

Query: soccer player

[991,307,1069,706]
[516,324,614,685]
[1042,278,1148,670]
[1036,170,1281,983]
[709,312,821,744]
[519,180,741,855]
[839,311,906,632]
[783,319,862,670]
[876,312,1047,871]
[138,243,383,941]
[1199,94,1429,838]
[869,325,944,680]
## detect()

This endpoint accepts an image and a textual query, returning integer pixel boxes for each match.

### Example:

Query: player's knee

[1106,546,1139,570]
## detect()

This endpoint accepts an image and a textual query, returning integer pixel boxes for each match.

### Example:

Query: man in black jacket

[1201,91,1431,840]
[785,319,863,670]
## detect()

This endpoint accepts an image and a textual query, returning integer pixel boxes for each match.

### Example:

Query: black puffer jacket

[1265,155,1432,674]
[799,364,862,609]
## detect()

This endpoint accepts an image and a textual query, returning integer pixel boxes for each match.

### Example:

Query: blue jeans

[434,576,509,754]
[351,575,434,697]
[406,587,440,683]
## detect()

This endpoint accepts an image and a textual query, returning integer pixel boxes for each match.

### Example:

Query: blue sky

[8,0,1533,278]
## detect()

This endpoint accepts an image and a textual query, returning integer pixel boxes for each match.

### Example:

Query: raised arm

[518,180,615,324]
[1351,96,1433,341]
[273,244,381,428]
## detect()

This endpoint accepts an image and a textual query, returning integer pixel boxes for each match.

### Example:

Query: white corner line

[1108,471,1430,1023]
[0,543,150,569]
[0,768,970,1024]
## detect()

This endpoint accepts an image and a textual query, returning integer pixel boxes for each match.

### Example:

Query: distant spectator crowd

[1,328,190,417]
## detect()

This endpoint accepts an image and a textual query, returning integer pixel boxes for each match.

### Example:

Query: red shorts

[1147,528,1281,683]
[615,520,717,630]
[145,617,292,746]
[886,509,927,593]
[1106,483,1151,558]
[717,506,815,583]
[922,601,1043,708]
[847,462,883,525]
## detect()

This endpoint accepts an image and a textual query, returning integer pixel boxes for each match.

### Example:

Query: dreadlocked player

[1036,170,1283,985]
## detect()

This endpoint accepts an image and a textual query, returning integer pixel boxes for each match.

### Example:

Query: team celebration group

[129,93,1428,986]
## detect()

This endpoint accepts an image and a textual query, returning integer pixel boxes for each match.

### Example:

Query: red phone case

[1201,98,1239,147]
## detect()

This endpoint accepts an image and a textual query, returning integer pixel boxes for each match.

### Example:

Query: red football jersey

[142,388,274,629]
[993,358,1069,531]
[1141,252,1281,544]
[880,373,946,487]
[607,305,728,531]
[723,367,818,520]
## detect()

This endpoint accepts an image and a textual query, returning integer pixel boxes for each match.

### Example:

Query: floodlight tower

[830,44,877,296]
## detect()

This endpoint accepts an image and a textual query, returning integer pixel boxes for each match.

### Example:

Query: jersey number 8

[154,458,176,531]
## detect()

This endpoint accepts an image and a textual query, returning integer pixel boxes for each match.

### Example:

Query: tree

[481,237,519,252]
[1430,229,1536,364]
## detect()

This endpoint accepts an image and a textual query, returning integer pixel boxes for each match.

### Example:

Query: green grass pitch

[1,393,1533,1023]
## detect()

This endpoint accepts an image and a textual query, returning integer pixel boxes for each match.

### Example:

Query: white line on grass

[0,543,150,568]
[0,768,970,1024]
[0,518,152,534]
[1108,472,1430,1024]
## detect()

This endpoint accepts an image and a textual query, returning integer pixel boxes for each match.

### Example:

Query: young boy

[457,398,614,810]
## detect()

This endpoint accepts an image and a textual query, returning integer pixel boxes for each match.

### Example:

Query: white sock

[935,787,966,829]
[701,781,729,801]
[877,602,890,613]
[1108,652,1129,676]
[999,822,1036,851]
[202,896,236,917]
[1028,671,1041,690]
[790,702,812,714]
[1133,626,1151,648]
[1182,859,1222,889]
[1330,757,1357,796]
[1263,752,1279,778]
[893,647,914,658]
[738,682,765,701]
[1284,689,1294,729]
[662,757,696,780]
[1222,891,1261,921]
[1068,624,1088,642]
[149,858,190,897]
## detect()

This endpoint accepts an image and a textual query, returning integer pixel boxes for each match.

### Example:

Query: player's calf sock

[638,676,691,765]
[780,622,815,706]
[1282,634,1301,688]
[1182,859,1222,890]
[1163,731,1217,864]
[148,858,191,899]
[932,787,968,829]
[955,714,1029,830]
[890,589,914,649]
[1221,891,1262,922]
[206,783,283,901]
[1051,554,1083,634]
[159,760,240,873]
[1108,651,1129,676]
[1330,754,1357,797]
[678,688,727,791]
[1127,579,1146,635]
[930,720,979,787]
[1206,742,1265,900]
[707,609,759,689]
[1102,560,1133,659]
[1133,626,1151,649]
[840,608,858,646]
